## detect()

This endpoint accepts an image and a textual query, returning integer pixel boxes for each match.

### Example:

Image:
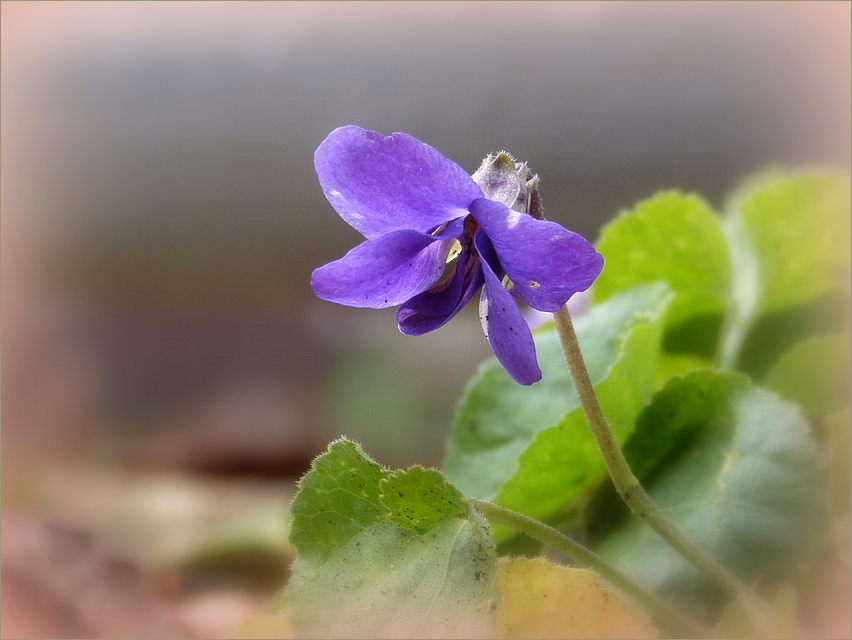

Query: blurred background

[2,2,850,637]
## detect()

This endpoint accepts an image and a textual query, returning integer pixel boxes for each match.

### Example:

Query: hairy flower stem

[471,500,712,638]
[552,305,769,624]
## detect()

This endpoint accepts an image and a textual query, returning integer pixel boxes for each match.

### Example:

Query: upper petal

[475,231,542,385]
[315,126,483,239]
[470,198,604,312]
[396,241,484,336]
[311,230,451,308]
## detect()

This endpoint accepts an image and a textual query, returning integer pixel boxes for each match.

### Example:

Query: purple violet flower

[311,125,603,385]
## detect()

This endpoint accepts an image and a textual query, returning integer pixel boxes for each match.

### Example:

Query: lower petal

[476,232,542,385]
[396,244,484,336]
[311,230,450,308]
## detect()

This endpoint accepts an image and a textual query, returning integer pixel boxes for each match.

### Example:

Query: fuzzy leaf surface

[285,439,498,639]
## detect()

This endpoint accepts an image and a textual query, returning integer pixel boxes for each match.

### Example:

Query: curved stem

[552,306,768,622]
[471,499,712,638]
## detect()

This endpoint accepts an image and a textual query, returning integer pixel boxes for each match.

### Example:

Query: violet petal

[314,126,483,239]
[470,198,604,312]
[311,230,451,308]
[475,231,542,385]
[396,242,484,336]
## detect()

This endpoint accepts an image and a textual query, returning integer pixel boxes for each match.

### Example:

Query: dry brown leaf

[491,556,657,639]
[235,613,293,639]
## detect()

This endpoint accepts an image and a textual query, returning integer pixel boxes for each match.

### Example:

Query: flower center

[446,239,462,263]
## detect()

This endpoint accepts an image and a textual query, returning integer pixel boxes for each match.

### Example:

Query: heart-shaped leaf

[284,439,499,639]
[763,333,851,423]
[589,371,824,620]
[728,171,851,316]
[444,283,672,539]
[592,191,730,330]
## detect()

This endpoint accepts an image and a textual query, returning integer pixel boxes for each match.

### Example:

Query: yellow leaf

[716,588,799,639]
[235,613,292,639]
[492,557,657,639]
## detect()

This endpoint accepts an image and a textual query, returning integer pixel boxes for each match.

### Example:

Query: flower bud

[472,152,544,219]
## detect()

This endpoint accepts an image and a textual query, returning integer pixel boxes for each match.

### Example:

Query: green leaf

[763,333,851,423]
[444,283,672,539]
[718,170,851,370]
[590,371,824,620]
[284,439,499,639]
[381,467,468,534]
[288,437,388,564]
[654,352,714,388]
[730,170,851,316]
[732,291,850,379]
[592,191,730,329]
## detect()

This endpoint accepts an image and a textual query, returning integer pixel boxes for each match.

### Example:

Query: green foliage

[288,437,388,564]
[764,333,851,423]
[272,168,849,638]
[720,171,851,370]
[589,371,825,620]
[283,439,498,639]
[381,466,468,533]
[589,172,850,377]
[592,191,731,328]
[444,283,671,539]
[733,292,849,379]
[728,170,851,316]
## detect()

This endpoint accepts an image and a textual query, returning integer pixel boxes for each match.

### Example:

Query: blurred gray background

[3,1,850,477]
